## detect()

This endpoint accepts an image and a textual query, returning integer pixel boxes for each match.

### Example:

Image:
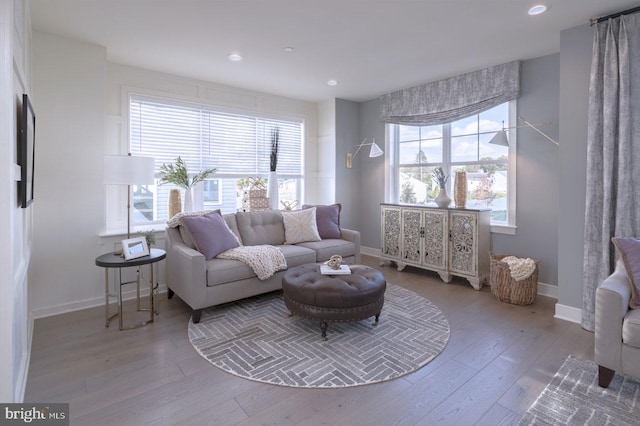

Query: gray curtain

[379,61,520,125]
[583,14,640,331]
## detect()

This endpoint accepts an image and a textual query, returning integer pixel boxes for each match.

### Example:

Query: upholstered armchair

[595,259,640,387]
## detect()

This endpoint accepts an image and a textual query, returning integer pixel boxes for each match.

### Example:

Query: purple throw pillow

[612,237,640,309]
[302,204,341,239]
[180,212,240,260]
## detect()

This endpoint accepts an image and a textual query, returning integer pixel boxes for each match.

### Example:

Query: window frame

[387,100,517,235]
[104,88,305,232]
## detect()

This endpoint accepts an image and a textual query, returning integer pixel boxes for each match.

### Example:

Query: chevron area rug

[188,283,449,388]
[519,356,640,425]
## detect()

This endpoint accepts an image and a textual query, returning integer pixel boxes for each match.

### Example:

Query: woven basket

[489,253,540,305]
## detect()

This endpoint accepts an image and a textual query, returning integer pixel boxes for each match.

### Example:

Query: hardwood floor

[24,255,594,425]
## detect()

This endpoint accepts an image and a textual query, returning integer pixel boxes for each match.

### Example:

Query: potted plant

[433,167,451,208]
[159,156,216,212]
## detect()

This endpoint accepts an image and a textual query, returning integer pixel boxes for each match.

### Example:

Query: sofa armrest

[595,263,631,370]
[165,227,207,310]
[340,228,361,264]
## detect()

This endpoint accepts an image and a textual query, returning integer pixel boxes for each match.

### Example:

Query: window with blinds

[129,94,304,223]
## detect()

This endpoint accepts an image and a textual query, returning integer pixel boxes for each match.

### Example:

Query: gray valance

[379,60,521,125]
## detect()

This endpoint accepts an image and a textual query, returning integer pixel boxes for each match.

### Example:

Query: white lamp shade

[369,141,384,158]
[104,155,155,185]
[489,130,509,147]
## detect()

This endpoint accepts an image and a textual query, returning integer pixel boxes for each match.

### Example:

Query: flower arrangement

[433,167,448,189]
[159,156,216,189]
[270,127,279,172]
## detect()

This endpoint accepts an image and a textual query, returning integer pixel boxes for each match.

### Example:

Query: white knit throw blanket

[501,256,536,281]
[217,245,287,280]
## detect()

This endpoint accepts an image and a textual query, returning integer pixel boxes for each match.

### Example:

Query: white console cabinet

[380,203,490,290]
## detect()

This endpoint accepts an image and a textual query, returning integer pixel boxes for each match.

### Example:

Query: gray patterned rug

[188,283,449,388]
[519,356,640,425]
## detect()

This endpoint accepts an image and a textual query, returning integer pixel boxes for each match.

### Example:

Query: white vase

[268,171,279,210]
[435,186,451,208]
[183,188,193,212]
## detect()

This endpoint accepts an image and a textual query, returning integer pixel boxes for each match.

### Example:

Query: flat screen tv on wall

[19,93,35,208]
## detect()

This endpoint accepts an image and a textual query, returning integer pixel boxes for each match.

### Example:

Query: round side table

[95,248,166,330]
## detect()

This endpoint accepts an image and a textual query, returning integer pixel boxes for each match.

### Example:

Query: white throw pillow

[282,208,321,244]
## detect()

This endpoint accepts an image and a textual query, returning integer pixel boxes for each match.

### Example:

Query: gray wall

[334,99,361,231]
[490,53,559,286]
[335,25,596,310]
[352,54,561,286]
[358,98,386,249]
[558,24,592,309]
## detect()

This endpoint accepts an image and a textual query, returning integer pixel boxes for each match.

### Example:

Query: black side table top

[95,248,166,268]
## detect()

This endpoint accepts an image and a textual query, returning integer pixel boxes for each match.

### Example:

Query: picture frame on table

[121,237,150,260]
[19,93,36,208]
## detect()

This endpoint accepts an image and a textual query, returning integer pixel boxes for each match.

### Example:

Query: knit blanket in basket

[501,256,536,281]
[217,245,287,280]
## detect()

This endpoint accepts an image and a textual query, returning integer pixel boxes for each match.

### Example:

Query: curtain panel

[582,14,640,331]
[379,60,521,125]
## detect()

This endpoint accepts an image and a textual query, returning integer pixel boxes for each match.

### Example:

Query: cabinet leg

[397,262,406,272]
[467,277,482,290]
[438,271,452,283]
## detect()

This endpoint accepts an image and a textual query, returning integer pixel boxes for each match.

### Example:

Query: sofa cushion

[175,209,221,249]
[296,239,356,262]
[612,237,640,308]
[236,211,285,246]
[222,213,243,245]
[282,208,321,244]
[206,258,255,286]
[277,245,317,268]
[623,309,640,349]
[302,204,341,239]
[180,212,240,260]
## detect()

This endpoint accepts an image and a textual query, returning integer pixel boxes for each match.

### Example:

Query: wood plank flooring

[24,255,594,425]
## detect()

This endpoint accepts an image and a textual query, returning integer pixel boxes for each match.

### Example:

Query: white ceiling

[30,0,640,103]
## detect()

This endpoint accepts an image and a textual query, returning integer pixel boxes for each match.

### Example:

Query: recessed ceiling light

[227,53,242,62]
[284,47,294,53]
[327,79,339,86]
[528,4,548,15]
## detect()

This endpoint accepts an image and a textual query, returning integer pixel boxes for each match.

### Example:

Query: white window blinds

[130,95,303,177]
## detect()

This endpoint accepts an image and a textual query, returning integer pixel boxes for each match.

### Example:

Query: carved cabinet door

[449,211,477,276]
[401,208,423,264]
[422,209,448,270]
[381,206,401,259]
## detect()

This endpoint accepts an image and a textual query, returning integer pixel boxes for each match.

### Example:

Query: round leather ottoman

[282,264,386,340]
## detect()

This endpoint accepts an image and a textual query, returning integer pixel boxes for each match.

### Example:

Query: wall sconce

[489,116,559,146]
[346,138,384,168]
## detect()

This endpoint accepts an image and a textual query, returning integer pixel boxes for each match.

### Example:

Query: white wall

[31,32,107,317]
[30,32,323,319]
[1,0,33,402]
[316,99,336,204]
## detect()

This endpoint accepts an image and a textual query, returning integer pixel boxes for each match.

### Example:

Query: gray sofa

[165,210,361,322]
[595,259,640,387]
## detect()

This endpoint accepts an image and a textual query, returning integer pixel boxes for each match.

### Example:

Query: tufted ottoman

[282,264,386,340]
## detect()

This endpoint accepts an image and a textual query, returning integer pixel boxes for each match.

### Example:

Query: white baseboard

[361,246,381,258]
[32,285,167,319]
[537,282,558,299]
[554,303,582,324]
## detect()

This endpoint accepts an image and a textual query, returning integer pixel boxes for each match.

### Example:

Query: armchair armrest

[165,227,207,310]
[595,262,631,371]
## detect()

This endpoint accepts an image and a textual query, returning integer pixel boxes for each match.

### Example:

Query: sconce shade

[369,141,384,157]
[104,155,155,185]
[489,130,509,147]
